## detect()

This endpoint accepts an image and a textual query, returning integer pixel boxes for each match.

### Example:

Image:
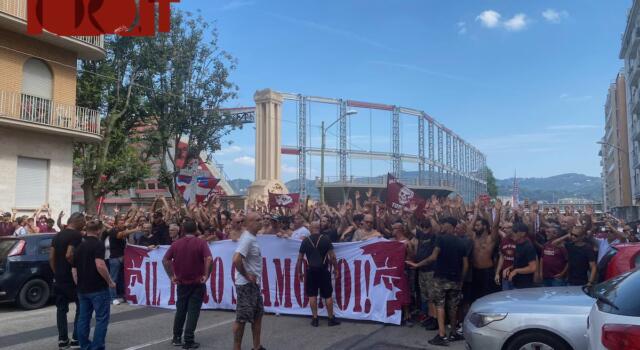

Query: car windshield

[591,268,640,317]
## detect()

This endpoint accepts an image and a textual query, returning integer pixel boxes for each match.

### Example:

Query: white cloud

[215,145,243,155]
[221,0,255,11]
[547,125,600,130]
[504,14,528,31]
[476,10,501,28]
[542,9,568,23]
[233,156,255,166]
[457,21,467,35]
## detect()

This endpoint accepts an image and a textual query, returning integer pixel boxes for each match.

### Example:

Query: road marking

[122,318,236,350]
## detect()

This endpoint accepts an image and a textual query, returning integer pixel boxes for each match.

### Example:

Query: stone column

[247,89,288,204]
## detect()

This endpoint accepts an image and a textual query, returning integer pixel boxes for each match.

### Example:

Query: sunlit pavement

[0,302,466,349]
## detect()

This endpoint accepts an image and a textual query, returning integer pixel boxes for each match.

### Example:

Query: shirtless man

[468,201,501,301]
[353,214,382,241]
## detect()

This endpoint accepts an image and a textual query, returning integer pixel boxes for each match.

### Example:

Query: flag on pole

[196,177,220,203]
[386,174,425,211]
[176,171,218,204]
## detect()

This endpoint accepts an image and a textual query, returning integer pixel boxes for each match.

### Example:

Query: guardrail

[0,90,101,135]
[0,0,104,49]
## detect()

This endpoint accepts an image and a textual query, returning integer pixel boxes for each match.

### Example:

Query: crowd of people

[3,191,639,349]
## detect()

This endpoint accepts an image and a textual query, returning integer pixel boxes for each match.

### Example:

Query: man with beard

[320,215,339,243]
[469,209,500,301]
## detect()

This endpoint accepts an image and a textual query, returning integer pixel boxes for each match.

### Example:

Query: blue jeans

[501,279,514,291]
[108,257,123,300]
[78,289,111,350]
[543,278,567,287]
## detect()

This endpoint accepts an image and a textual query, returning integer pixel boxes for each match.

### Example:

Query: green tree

[486,166,498,198]
[75,36,155,214]
[143,10,241,198]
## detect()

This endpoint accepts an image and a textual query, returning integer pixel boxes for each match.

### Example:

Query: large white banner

[124,236,408,324]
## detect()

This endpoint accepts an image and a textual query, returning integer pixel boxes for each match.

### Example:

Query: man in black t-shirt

[49,212,85,350]
[296,221,340,327]
[413,218,438,330]
[320,215,339,243]
[565,226,597,286]
[505,222,538,289]
[152,211,171,245]
[106,215,138,305]
[73,220,115,350]
[408,217,468,346]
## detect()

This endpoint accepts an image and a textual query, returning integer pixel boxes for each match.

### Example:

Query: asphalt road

[0,303,466,350]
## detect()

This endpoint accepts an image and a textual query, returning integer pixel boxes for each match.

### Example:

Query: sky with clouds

[176,0,630,181]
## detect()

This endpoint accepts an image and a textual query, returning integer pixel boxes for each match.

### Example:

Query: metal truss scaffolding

[277,92,487,201]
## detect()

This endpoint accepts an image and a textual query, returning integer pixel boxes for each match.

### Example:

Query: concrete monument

[247,89,288,204]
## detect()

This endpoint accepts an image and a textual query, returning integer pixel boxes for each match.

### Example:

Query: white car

[587,268,640,350]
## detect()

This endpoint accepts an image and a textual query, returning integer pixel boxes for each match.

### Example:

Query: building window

[147,183,156,190]
[15,157,49,208]
[21,58,53,124]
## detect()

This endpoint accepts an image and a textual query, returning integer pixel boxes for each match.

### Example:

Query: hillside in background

[229,173,603,203]
[497,173,602,202]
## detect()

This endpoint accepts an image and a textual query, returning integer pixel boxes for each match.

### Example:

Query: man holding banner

[296,221,340,327]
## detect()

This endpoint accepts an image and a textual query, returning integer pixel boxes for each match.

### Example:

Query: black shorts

[305,268,333,299]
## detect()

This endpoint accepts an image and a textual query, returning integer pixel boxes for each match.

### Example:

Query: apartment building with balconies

[601,74,632,212]
[621,0,640,205]
[0,0,104,216]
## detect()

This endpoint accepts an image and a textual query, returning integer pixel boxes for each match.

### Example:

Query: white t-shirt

[235,231,262,286]
[13,226,27,236]
[291,226,310,240]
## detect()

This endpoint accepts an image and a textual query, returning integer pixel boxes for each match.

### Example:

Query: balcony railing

[0,0,104,49]
[0,90,101,135]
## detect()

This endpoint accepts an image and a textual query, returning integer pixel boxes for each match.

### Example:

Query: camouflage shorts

[235,283,264,323]
[418,271,435,301]
[431,277,462,312]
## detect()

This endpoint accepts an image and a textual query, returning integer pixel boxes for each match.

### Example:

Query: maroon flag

[268,192,300,209]
[386,174,425,211]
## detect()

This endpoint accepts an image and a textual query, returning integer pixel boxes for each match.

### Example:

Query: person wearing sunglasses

[552,226,597,287]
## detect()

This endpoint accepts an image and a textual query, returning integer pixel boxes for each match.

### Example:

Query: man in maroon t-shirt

[0,213,14,237]
[162,220,212,349]
[495,228,516,291]
[541,226,568,286]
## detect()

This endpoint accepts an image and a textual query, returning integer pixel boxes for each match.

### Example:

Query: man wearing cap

[408,217,468,346]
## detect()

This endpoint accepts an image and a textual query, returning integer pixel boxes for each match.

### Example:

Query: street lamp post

[320,110,358,204]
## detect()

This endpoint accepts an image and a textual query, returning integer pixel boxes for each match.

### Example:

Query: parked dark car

[0,234,55,309]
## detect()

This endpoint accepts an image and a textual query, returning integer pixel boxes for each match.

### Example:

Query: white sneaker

[112,299,121,305]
